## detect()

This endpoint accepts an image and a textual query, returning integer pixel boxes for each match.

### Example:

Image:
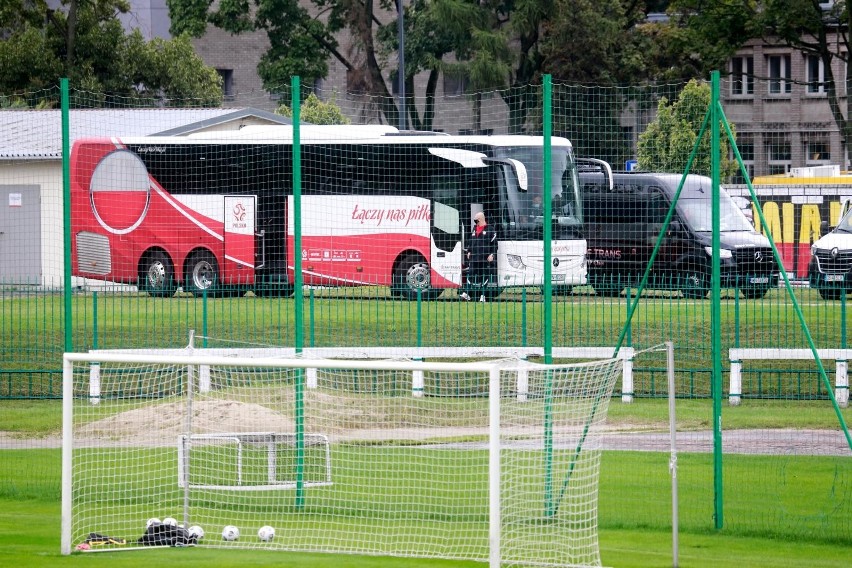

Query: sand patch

[75,399,295,447]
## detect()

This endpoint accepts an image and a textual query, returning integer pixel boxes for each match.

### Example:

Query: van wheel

[817,287,843,300]
[680,272,709,299]
[589,275,623,297]
[139,250,176,297]
[742,285,771,299]
[393,254,440,300]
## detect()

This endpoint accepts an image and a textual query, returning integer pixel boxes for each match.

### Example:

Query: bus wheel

[393,254,439,300]
[139,250,176,297]
[185,250,221,297]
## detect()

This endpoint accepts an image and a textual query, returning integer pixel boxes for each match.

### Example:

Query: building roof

[0,107,291,160]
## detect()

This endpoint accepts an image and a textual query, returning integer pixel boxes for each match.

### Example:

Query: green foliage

[0,1,221,107]
[276,93,351,124]
[132,35,223,107]
[168,0,340,92]
[637,79,737,178]
[0,27,64,92]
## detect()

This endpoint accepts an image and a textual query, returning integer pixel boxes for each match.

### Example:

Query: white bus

[71,125,594,299]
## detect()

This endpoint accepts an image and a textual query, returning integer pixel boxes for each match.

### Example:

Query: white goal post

[62,351,622,567]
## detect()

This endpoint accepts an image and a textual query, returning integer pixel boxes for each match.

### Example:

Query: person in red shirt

[460,211,498,302]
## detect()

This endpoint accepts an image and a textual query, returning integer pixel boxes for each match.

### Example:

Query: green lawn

[2,448,852,567]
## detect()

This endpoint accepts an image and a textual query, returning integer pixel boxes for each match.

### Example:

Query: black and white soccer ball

[222,525,240,541]
[257,525,275,542]
[188,525,205,540]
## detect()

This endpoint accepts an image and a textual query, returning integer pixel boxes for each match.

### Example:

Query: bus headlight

[507,254,525,269]
[705,247,732,259]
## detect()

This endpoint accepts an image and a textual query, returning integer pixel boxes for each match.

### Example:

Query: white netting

[63,353,621,567]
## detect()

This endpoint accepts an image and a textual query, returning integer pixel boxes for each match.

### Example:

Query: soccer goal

[62,352,622,567]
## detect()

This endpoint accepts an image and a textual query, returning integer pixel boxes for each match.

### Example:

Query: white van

[808,200,852,300]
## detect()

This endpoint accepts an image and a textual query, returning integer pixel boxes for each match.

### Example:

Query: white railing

[729,348,850,407]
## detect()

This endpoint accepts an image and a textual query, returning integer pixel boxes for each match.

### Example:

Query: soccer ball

[222,525,240,541]
[188,525,205,540]
[162,517,178,527]
[257,525,275,542]
[146,517,161,528]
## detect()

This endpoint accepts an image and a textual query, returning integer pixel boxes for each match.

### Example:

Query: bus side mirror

[667,220,683,236]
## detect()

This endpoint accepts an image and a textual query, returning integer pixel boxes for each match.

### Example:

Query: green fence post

[309,288,315,347]
[292,76,306,510]
[711,70,724,531]
[542,75,553,365]
[202,293,208,348]
[61,78,72,353]
[92,292,98,350]
[542,74,555,519]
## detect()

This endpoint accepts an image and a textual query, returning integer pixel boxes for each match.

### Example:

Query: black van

[580,172,777,298]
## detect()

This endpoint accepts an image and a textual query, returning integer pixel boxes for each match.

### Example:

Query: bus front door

[431,201,464,289]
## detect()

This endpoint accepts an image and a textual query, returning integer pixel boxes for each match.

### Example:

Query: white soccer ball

[257,525,275,542]
[146,517,161,528]
[162,517,178,527]
[222,525,240,541]
[188,525,205,540]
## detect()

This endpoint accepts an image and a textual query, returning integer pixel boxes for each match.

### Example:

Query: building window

[731,56,754,95]
[767,138,791,173]
[767,55,792,94]
[443,73,468,98]
[806,55,826,94]
[217,69,234,101]
[805,140,831,163]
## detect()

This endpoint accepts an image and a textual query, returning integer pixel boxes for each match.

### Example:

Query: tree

[672,0,852,167]
[535,1,702,165]
[637,79,737,179]
[0,0,221,106]
[168,0,466,129]
[276,92,351,124]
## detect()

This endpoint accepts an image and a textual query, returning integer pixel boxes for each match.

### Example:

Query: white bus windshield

[496,145,581,239]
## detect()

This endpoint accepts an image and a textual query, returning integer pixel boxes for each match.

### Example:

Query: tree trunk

[67,0,78,75]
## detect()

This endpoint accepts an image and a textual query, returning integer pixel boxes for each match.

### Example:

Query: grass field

[3,288,852,566]
[3,396,852,567]
[2,448,852,568]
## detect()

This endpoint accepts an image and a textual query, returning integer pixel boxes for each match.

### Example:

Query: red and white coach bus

[70,125,593,299]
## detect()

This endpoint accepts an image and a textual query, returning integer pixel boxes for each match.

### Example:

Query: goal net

[62,352,622,567]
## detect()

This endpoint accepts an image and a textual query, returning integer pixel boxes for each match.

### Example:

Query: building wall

[0,161,63,287]
[191,28,277,111]
[722,37,847,178]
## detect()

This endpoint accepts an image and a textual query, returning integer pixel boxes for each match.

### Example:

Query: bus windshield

[496,145,581,239]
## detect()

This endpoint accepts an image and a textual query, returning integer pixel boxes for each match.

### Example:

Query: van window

[585,194,647,224]
[648,192,670,224]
